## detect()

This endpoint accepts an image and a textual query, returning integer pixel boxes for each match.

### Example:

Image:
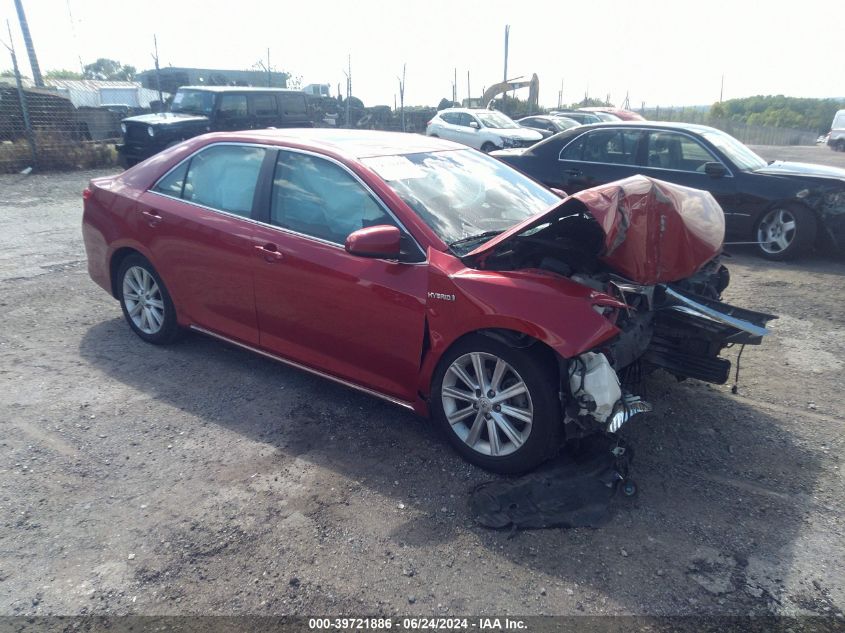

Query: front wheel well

[432,328,560,388]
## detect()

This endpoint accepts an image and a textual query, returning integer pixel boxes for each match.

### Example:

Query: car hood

[493,128,543,141]
[753,160,845,182]
[122,112,209,126]
[466,175,725,285]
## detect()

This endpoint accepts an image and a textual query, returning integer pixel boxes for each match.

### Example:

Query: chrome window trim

[190,325,416,411]
[147,141,428,263]
[557,127,734,178]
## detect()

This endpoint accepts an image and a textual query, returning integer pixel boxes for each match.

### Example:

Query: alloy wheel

[441,352,534,457]
[122,266,165,335]
[757,208,797,255]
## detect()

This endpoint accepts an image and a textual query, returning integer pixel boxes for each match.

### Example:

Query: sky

[0,0,840,109]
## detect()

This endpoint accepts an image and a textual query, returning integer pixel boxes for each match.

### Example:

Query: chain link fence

[0,81,119,174]
[640,106,818,146]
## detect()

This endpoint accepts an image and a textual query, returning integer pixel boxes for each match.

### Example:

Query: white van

[828,109,845,151]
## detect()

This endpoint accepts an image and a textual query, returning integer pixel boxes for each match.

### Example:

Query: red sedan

[82,129,774,473]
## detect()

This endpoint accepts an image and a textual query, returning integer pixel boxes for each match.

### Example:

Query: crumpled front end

[462,175,776,438]
[562,278,776,438]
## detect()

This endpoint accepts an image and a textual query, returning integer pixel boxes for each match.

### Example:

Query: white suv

[426,108,543,152]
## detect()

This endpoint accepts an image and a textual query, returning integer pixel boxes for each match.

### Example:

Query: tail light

[82,188,93,201]
[427,120,433,126]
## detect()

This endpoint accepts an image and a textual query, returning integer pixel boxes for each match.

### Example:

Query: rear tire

[431,335,561,474]
[117,254,182,345]
[754,203,817,260]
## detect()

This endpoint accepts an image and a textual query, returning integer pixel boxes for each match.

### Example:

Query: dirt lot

[1,144,844,620]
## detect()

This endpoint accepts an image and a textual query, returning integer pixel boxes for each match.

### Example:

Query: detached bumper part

[569,352,651,434]
[607,395,652,433]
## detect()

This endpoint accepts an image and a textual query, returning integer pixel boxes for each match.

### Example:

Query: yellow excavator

[481,73,539,110]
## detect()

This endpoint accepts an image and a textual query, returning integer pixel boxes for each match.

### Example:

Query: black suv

[117,86,313,166]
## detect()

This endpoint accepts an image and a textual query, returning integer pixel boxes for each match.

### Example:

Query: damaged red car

[82,130,774,473]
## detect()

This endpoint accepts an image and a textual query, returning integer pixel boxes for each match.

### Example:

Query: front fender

[416,250,621,399]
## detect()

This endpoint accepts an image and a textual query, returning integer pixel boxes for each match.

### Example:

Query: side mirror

[550,187,568,198]
[345,225,402,259]
[704,162,727,178]
[469,121,480,129]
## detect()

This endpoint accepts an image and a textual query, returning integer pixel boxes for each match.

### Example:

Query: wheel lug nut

[475,389,482,397]
[487,390,495,397]
[472,403,478,409]
[494,405,501,412]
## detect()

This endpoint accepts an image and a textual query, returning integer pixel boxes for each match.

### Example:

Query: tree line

[709,95,843,133]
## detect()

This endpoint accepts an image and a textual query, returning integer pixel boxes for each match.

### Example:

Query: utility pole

[267,48,271,87]
[502,25,509,113]
[344,54,351,127]
[151,35,164,107]
[466,70,471,106]
[558,78,563,109]
[3,20,37,168]
[397,63,406,132]
[720,73,724,102]
[13,0,43,87]
[503,25,510,84]
[453,68,457,105]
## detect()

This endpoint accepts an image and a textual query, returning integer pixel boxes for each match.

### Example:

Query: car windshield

[553,117,579,131]
[700,128,767,171]
[476,111,520,129]
[171,89,215,115]
[361,149,559,254]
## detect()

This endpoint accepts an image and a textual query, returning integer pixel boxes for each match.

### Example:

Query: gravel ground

[1,146,843,619]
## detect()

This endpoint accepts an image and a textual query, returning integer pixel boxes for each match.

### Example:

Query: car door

[214,93,249,131]
[278,92,310,127]
[638,130,739,232]
[250,148,428,402]
[453,113,482,149]
[249,93,279,129]
[137,143,272,344]
[556,128,645,192]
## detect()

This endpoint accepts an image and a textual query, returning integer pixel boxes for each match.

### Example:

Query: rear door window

[181,144,267,216]
[561,129,641,165]
[218,94,248,119]
[250,94,278,116]
[279,93,307,116]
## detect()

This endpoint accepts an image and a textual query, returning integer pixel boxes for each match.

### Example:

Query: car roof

[177,85,306,94]
[557,120,719,134]
[439,108,503,115]
[213,128,467,159]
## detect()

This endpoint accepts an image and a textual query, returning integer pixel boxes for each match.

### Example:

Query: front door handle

[140,210,163,226]
[255,243,284,262]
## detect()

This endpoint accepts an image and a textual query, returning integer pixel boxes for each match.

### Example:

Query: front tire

[754,203,817,260]
[431,335,561,474]
[117,254,181,345]
[480,142,497,153]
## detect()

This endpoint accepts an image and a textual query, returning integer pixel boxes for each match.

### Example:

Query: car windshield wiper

[448,230,504,249]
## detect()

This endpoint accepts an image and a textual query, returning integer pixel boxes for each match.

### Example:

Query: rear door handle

[255,243,284,262]
[566,168,582,176]
[140,210,163,226]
